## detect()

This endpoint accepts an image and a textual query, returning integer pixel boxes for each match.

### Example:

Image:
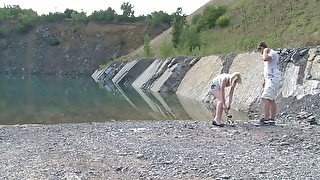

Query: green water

[0,75,218,125]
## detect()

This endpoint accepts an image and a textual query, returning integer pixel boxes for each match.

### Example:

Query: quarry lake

[0,75,224,125]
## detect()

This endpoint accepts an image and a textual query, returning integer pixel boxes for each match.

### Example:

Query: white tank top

[211,74,230,90]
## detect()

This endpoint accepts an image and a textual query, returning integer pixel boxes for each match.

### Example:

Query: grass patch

[148,0,320,57]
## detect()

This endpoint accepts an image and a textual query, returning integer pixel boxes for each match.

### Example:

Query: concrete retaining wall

[94,46,320,111]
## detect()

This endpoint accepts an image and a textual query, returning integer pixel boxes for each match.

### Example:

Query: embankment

[93,46,320,117]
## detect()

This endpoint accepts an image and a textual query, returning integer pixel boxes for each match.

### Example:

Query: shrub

[159,41,174,58]
[117,36,126,46]
[146,11,173,28]
[143,34,152,57]
[216,15,230,27]
[71,11,87,22]
[179,26,201,52]
[40,12,66,22]
[0,28,4,37]
[89,8,117,23]
[50,39,60,46]
[17,22,32,33]
[193,5,228,32]
[16,9,38,33]
[171,7,187,49]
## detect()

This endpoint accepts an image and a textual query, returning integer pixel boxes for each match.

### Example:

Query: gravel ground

[1,119,319,180]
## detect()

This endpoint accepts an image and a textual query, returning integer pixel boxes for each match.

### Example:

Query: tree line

[0,2,174,34]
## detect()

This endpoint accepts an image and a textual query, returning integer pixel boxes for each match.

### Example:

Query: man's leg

[262,98,271,119]
[269,100,276,119]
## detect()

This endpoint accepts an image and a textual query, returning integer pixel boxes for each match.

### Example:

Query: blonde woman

[210,72,242,127]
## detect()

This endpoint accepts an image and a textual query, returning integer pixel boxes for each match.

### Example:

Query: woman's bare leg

[212,90,223,124]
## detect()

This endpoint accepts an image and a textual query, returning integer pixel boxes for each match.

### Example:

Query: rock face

[0,21,165,76]
[95,46,320,116]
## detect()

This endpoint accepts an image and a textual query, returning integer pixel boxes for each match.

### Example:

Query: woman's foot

[212,120,224,127]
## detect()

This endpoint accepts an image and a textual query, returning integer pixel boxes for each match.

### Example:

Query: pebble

[0,119,319,179]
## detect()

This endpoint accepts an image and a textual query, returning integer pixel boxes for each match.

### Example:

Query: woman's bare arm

[228,85,236,109]
[220,78,228,108]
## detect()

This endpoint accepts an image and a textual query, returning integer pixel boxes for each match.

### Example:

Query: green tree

[171,7,187,49]
[146,11,172,28]
[0,5,21,20]
[180,26,201,52]
[121,2,134,18]
[159,41,175,58]
[17,9,38,33]
[71,11,87,22]
[64,8,75,19]
[143,34,152,57]
[41,12,66,22]
[89,7,117,23]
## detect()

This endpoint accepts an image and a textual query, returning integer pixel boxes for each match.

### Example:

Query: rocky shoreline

[1,118,319,179]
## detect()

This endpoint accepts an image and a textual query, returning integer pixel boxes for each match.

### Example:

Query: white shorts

[261,78,282,100]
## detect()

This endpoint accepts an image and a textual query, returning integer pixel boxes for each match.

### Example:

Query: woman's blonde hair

[230,72,242,86]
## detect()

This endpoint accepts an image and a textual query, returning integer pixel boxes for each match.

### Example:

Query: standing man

[257,42,282,125]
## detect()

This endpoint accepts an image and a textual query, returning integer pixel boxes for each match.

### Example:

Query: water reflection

[0,75,234,125]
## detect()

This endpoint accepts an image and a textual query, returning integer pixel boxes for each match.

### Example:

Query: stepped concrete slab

[150,57,190,92]
[132,59,165,89]
[229,52,263,110]
[150,63,178,92]
[112,60,138,84]
[91,69,105,82]
[176,55,222,101]
[112,59,153,86]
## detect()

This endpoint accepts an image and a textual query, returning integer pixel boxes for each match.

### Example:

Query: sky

[2,0,210,16]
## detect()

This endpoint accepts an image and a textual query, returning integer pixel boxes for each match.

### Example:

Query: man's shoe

[266,119,276,125]
[254,118,268,126]
[260,118,268,125]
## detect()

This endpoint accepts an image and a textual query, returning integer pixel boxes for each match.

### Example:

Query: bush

[159,41,175,58]
[179,26,201,52]
[50,39,60,46]
[89,8,117,23]
[71,11,87,22]
[0,28,4,37]
[16,9,38,33]
[146,11,173,28]
[40,12,66,22]
[194,5,228,31]
[171,7,187,49]
[216,15,230,27]
[17,22,34,33]
[117,36,126,46]
[143,34,152,57]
